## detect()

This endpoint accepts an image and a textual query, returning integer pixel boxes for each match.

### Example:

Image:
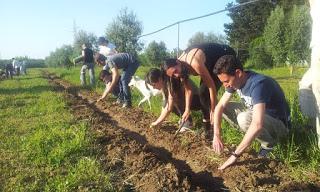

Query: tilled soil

[46,72,319,192]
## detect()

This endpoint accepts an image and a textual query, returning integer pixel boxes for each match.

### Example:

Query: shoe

[122,102,132,108]
[178,120,192,133]
[258,147,273,158]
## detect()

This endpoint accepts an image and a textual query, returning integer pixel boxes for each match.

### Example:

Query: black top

[184,43,236,74]
[83,48,94,63]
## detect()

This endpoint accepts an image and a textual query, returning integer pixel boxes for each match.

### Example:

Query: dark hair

[99,70,112,83]
[98,37,109,45]
[145,68,182,99]
[161,58,178,71]
[161,58,189,80]
[94,53,106,64]
[145,68,162,87]
[213,55,243,76]
[83,42,92,48]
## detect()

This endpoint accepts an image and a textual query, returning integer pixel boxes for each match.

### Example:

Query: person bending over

[145,68,212,139]
[95,53,140,108]
[161,43,236,126]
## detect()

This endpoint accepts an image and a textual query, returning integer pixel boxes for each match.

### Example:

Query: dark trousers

[199,73,222,115]
[5,68,13,79]
[169,94,210,122]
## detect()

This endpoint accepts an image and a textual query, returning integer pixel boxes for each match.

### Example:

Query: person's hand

[96,97,103,103]
[218,155,237,170]
[212,135,224,154]
[181,110,190,123]
[150,121,159,128]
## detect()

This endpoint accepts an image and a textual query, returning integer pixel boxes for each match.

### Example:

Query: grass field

[0,66,319,190]
[0,70,114,191]
[47,65,320,181]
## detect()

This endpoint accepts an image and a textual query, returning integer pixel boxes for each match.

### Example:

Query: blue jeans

[118,60,140,104]
[80,63,95,86]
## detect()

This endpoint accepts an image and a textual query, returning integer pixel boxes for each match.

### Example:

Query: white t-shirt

[12,60,21,68]
[99,43,117,57]
[310,0,320,48]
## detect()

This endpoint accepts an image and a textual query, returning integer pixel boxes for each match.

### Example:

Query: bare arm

[151,91,174,126]
[212,92,233,154]
[188,49,217,123]
[219,103,265,170]
[181,79,193,123]
[98,67,120,100]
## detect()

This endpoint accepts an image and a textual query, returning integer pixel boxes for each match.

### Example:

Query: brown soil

[45,72,320,192]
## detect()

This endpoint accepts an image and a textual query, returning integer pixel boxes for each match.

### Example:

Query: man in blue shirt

[211,55,290,170]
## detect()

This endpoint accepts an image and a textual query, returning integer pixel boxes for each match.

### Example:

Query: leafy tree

[245,36,272,69]
[285,5,311,66]
[106,8,143,56]
[277,0,308,11]
[169,48,183,58]
[45,45,74,68]
[263,6,287,66]
[187,32,227,47]
[225,0,274,61]
[145,41,168,66]
[73,30,97,56]
[137,53,148,66]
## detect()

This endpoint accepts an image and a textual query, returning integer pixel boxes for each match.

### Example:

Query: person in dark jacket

[73,43,95,86]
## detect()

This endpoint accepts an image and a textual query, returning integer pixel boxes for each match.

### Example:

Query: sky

[0,0,235,59]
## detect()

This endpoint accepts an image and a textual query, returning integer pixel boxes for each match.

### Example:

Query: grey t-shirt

[103,53,135,71]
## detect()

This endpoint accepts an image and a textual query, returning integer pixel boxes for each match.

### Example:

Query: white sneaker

[178,120,192,133]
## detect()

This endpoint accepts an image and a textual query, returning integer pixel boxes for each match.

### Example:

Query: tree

[106,8,143,56]
[285,5,311,66]
[225,0,274,61]
[145,41,168,66]
[263,6,287,67]
[169,48,183,58]
[73,30,97,56]
[245,37,272,69]
[187,32,227,47]
[45,45,74,68]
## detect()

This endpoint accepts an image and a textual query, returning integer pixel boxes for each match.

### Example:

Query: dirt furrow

[45,72,319,192]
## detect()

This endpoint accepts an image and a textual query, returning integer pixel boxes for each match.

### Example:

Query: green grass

[48,65,320,182]
[0,70,114,191]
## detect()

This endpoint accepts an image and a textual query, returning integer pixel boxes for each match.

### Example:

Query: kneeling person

[212,55,290,170]
[145,68,211,139]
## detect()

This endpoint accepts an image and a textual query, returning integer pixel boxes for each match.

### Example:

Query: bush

[245,37,273,69]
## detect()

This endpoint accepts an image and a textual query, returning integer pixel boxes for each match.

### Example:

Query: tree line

[45,0,312,70]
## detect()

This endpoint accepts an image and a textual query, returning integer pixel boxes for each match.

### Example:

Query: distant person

[146,68,212,138]
[21,60,27,75]
[95,53,140,108]
[5,62,14,79]
[73,43,95,86]
[12,58,21,76]
[161,43,237,127]
[97,36,117,58]
[211,55,290,170]
[299,0,320,148]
